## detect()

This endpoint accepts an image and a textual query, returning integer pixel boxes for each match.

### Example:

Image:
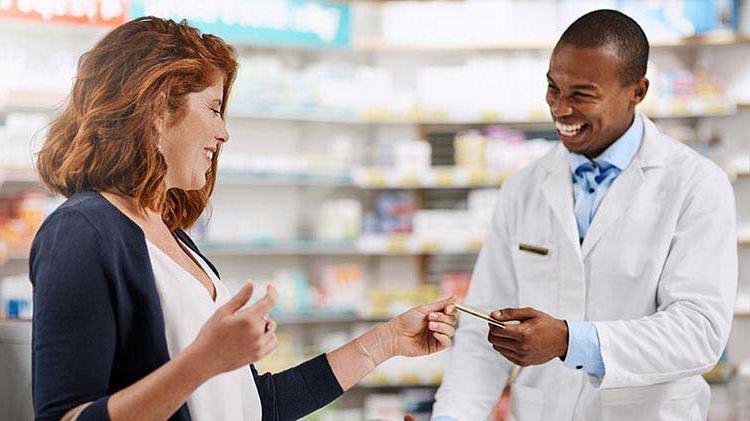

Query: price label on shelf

[399,174,420,187]
[467,169,485,186]
[386,236,409,253]
[420,241,441,253]
[465,239,484,251]
[433,169,455,187]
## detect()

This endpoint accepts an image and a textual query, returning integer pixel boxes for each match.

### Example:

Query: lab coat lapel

[541,145,580,253]
[580,113,667,259]
[580,158,644,258]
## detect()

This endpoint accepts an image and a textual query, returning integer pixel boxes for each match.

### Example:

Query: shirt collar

[569,113,644,174]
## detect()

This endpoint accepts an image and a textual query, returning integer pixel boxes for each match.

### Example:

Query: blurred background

[0,1,748,420]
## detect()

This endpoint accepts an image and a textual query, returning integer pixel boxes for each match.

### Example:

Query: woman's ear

[154,92,168,148]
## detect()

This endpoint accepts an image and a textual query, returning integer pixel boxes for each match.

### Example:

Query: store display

[0,274,31,320]
[1,2,749,419]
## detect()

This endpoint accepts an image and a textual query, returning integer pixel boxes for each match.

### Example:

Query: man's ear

[632,77,649,106]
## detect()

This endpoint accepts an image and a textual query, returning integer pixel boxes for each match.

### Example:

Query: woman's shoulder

[35,190,143,248]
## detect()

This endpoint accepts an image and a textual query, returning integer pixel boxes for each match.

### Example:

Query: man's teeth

[204,149,214,160]
[555,122,585,136]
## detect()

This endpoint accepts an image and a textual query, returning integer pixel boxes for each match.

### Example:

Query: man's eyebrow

[546,75,600,91]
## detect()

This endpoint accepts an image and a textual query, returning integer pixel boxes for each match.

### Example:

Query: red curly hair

[36,16,237,230]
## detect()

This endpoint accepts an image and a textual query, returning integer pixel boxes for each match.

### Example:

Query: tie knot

[573,161,617,193]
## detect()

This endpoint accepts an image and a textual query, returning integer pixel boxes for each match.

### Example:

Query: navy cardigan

[30,190,343,421]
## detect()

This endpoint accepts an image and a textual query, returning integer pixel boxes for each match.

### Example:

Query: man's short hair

[557,9,649,85]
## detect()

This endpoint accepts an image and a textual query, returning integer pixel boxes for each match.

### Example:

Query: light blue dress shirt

[564,113,643,378]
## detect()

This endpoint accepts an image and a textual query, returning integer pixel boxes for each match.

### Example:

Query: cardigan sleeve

[30,209,115,421]
[252,354,343,421]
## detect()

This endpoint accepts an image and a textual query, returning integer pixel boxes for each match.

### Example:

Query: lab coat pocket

[510,384,545,421]
[511,241,558,311]
[600,377,707,421]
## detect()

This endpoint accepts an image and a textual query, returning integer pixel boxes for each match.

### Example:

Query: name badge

[518,243,549,256]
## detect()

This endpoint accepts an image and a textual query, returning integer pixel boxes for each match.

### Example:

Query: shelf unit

[354,34,750,53]
[2,99,738,124]
[2,10,750,410]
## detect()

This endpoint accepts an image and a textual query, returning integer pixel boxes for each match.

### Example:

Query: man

[432,10,737,421]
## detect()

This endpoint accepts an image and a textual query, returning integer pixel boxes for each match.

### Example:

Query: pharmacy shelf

[275,313,389,325]
[5,252,30,262]
[358,235,484,255]
[0,169,39,186]
[353,167,508,189]
[354,34,750,53]
[355,382,440,390]
[198,241,360,256]
[217,171,353,187]
[2,95,736,123]
[0,92,66,114]
[1,167,505,190]
[198,236,484,256]
[224,106,735,125]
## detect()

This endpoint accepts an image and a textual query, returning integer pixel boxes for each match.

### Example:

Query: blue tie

[573,161,619,241]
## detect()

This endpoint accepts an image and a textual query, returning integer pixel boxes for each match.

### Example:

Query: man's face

[546,43,648,158]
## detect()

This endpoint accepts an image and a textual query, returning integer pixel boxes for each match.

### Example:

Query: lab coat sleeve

[593,168,737,389]
[432,188,517,421]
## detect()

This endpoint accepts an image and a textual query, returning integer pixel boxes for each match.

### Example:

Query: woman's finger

[260,333,278,355]
[264,317,277,333]
[433,332,452,348]
[428,311,457,326]
[429,321,456,338]
[420,295,457,314]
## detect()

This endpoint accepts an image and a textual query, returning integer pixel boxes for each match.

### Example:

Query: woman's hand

[386,296,458,357]
[187,282,278,378]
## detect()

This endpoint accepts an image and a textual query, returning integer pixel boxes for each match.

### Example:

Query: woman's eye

[211,108,221,116]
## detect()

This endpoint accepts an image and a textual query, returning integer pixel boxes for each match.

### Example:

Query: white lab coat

[432,114,737,421]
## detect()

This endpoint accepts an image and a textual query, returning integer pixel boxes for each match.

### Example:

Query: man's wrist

[558,319,569,360]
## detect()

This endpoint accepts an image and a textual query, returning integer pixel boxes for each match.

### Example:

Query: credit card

[455,303,506,329]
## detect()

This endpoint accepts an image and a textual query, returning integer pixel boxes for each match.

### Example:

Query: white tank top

[146,238,263,421]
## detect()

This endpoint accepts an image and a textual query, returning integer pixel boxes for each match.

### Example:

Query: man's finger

[489,323,524,341]
[487,335,521,353]
[495,346,523,365]
[220,282,254,314]
[491,307,537,322]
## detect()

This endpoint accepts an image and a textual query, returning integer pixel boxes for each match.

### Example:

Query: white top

[146,238,263,421]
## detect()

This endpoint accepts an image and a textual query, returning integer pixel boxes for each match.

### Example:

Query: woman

[31,17,457,421]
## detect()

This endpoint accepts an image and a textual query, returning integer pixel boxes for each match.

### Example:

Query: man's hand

[486,307,568,367]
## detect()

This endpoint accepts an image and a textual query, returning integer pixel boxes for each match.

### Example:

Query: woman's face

[159,79,228,190]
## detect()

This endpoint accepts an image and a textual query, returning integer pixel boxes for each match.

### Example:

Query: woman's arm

[253,297,457,421]
[32,209,278,420]
[61,346,211,421]
[62,283,277,421]
[328,297,457,390]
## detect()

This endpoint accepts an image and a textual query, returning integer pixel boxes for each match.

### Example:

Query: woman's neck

[99,191,163,228]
